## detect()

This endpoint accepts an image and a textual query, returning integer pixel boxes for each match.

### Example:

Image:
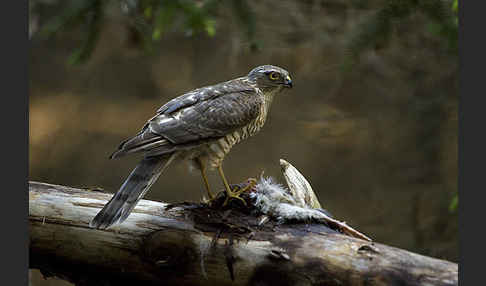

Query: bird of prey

[89,65,293,229]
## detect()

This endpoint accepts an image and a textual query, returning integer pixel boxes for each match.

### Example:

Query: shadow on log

[29,178,458,286]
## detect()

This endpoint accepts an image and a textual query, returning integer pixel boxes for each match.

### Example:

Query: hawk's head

[247,65,292,90]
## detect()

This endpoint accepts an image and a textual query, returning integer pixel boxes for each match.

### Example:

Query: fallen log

[29,178,458,286]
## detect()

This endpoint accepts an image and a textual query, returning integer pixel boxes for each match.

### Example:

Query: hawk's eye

[268,72,280,80]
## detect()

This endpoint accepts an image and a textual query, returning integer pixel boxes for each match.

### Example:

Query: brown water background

[29,1,458,284]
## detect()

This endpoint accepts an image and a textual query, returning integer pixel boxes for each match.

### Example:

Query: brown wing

[110,79,261,158]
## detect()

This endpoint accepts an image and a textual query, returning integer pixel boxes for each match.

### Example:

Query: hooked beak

[284,75,293,88]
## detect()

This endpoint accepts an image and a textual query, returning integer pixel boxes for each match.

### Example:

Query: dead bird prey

[90,65,293,229]
[250,177,372,241]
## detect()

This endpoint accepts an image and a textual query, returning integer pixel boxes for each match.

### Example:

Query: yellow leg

[196,158,214,200]
[217,165,256,206]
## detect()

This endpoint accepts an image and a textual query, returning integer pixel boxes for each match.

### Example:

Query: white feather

[250,177,328,223]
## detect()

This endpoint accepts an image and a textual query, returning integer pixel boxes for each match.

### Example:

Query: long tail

[89,153,177,229]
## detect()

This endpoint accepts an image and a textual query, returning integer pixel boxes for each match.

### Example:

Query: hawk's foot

[222,190,246,207]
[222,178,257,206]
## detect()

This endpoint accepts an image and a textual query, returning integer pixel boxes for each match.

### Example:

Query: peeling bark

[29,181,458,286]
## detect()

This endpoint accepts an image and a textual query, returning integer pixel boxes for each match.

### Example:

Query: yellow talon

[218,166,258,206]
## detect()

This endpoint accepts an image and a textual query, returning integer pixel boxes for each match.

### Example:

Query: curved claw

[222,179,257,206]
[223,192,247,206]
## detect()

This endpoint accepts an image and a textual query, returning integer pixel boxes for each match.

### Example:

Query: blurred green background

[29,0,458,284]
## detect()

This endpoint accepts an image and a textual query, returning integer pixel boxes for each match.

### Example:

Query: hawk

[90,65,293,229]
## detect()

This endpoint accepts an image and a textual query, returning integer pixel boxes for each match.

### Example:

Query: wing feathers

[110,78,260,158]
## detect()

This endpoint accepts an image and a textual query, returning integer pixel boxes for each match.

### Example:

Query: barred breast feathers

[204,88,278,168]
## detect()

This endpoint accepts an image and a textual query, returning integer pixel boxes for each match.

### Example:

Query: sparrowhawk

[90,65,293,229]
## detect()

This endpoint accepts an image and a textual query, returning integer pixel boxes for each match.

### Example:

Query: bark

[29,181,458,286]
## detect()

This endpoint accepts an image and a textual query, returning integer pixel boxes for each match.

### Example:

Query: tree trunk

[29,181,458,286]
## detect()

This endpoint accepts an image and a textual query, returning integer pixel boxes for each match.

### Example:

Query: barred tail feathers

[89,153,176,229]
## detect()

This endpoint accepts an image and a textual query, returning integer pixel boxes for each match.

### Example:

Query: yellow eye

[269,72,280,80]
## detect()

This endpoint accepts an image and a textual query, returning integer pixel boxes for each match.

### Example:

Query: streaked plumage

[90,65,292,229]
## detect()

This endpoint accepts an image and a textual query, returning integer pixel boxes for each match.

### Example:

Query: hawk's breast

[204,89,276,169]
